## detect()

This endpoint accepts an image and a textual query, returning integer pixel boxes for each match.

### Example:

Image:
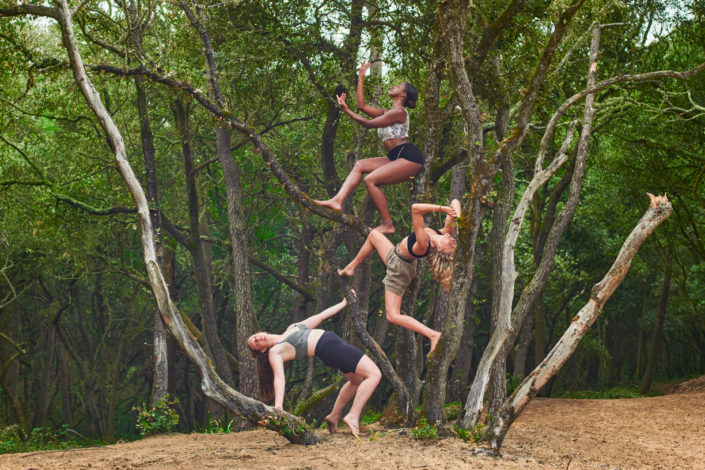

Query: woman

[316,62,423,234]
[338,199,461,355]
[248,294,381,437]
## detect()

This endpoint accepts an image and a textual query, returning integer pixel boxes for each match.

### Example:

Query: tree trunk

[485,195,672,449]
[487,94,513,417]
[18,1,320,444]
[172,99,234,392]
[511,312,533,379]
[58,341,72,425]
[215,125,259,400]
[463,15,596,430]
[640,267,671,394]
[635,282,647,380]
[34,319,56,428]
[1,299,26,430]
[124,0,170,406]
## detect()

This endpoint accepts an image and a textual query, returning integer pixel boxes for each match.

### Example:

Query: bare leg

[324,374,361,434]
[385,290,441,355]
[316,157,391,210]
[338,229,394,277]
[364,158,422,233]
[342,356,381,437]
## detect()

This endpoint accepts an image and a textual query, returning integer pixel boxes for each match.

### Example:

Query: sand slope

[2,391,703,470]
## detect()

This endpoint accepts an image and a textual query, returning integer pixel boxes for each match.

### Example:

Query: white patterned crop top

[377,108,409,142]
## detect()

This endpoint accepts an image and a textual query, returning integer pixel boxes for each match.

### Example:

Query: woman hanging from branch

[315,62,423,234]
[248,293,381,437]
[338,199,461,355]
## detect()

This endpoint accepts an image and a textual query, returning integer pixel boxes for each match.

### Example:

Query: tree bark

[11,1,318,444]
[176,1,259,399]
[485,194,673,449]
[125,0,170,405]
[172,98,234,391]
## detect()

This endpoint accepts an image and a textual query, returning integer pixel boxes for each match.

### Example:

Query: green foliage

[0,424,105,455]
[506,374,522,396]
[360,410,381,425]
[134,396,180,437]
[452,425,472,442]
[443,401,462,421]
[472,422,487,442]
[559,385,659,399]
[262,414,309,438]
[195,413,234,434]
[410,417,440,440]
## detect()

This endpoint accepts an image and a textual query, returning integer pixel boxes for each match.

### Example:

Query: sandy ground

[2,391,704,470]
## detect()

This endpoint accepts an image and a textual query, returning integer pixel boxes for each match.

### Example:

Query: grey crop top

[277,323,311,360]
[377,108,409,142]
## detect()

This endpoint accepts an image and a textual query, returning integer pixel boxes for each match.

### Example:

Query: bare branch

[0,4,59,20]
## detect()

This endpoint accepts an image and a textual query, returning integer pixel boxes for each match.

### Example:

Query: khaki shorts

[382,245,418,296]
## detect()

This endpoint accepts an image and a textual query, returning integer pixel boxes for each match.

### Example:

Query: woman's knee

[357,357,381,383]
[352,159,372,175]
[385,310,402,324]
[363,175,379,190]
[368,364,381,383]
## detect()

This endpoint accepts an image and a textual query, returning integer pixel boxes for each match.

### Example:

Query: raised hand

[442,204,458,219]
[358,62,371,79]
[450,199,462,218]
[336,93,349,110]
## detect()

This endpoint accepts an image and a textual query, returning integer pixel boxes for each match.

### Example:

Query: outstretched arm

[337,93,405,129]
[439,199,462,235]
[356,62,385,118]
[269,352,286,409]
[299,295,352,329]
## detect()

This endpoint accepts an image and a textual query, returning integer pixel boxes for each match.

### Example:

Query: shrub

[0,424,99,455]
[360,410,381,425]
[411,417,439,440]
[134,395,180,436]
[443,401,462,421]
[196,413,234,434]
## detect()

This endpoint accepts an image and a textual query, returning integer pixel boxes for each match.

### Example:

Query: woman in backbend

[316,62,423,234]
[338,199,461,355]
[248,294,381,437]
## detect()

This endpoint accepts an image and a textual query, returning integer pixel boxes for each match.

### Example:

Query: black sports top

[407,229,441,259]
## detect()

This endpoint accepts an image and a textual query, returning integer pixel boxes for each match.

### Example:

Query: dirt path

[2,392,703,470]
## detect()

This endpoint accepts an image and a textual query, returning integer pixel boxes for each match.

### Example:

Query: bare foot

[325,415,338,434]
[375,221,395,234]
[315,199,342,211]
[428,331,441,357]
[337,266,355,277]
[343,415,360,438]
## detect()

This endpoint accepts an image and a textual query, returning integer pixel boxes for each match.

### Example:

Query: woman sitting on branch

[316,62,423,234]
[248,293,380,437]
[338,199,461,355]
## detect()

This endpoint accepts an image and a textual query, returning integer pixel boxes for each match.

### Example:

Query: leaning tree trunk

[124,0,169,406]
[5,1,318,444]
[485,194,672,449]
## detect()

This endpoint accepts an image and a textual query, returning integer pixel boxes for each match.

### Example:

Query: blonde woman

[338,199,461,354]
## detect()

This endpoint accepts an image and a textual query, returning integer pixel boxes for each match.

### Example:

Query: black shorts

[387,143,425,165]
[314,331,365,374]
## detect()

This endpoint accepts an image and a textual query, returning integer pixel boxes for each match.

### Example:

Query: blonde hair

[427,249,455,291]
